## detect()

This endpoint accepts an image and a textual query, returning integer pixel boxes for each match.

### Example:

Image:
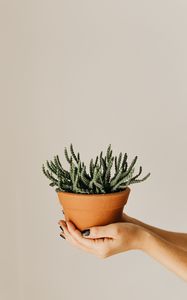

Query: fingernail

[60,234,66,240]
[82,229,90,236]
[59,226,64,233]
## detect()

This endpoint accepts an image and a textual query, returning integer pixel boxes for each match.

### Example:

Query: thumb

[82,223,117,239]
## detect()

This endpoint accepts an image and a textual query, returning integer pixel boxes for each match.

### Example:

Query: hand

[58,219,145,259]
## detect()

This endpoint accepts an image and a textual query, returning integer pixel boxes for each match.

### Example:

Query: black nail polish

[60,234,66,239]
[82,229,90,236]
[59,226,64,233]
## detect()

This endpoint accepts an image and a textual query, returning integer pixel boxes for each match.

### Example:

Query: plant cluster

[42,144,151,194]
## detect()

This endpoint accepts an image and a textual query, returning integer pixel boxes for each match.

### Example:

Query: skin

[58,213,187,282]
[122,214,187,251]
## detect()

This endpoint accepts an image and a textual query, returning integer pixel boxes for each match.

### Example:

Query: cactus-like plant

[42,144,151,194]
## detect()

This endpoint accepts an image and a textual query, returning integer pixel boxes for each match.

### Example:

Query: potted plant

[42,144,151,231]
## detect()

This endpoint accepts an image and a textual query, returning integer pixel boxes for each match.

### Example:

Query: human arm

[122,213,187,251]
[142,229,187,281]
[58,220,187,282]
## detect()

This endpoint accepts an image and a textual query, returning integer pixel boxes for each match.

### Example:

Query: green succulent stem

[42,144,151,194]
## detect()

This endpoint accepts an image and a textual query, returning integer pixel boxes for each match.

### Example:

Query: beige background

[1,0,187,299]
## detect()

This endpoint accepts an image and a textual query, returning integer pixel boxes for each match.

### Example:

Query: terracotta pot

[57,187,131,231]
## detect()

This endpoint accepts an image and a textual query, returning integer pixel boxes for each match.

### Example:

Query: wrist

[133,226,152,251]
[137,228,154,252]
[122,213,139,226]
[122,213,134,223]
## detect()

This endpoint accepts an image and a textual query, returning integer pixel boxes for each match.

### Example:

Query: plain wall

[1,0,187,299]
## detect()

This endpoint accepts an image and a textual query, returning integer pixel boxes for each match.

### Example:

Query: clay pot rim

[57,186,130,198]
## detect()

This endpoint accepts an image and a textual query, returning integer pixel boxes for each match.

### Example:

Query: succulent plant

[42,144,151,194]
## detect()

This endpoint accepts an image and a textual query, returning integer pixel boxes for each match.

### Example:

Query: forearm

[125,215,187,251]
[140,229,187,282]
